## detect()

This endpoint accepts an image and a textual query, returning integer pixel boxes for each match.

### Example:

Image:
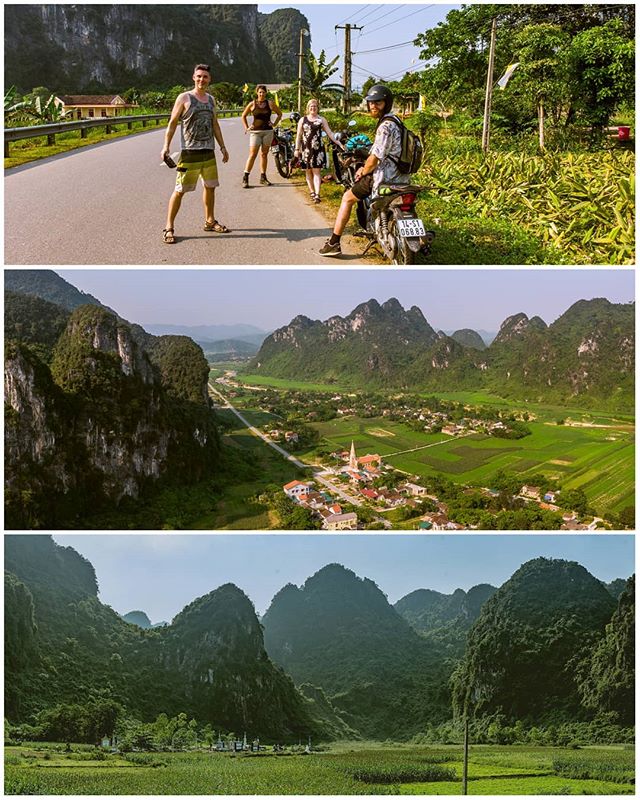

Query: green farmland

[306,415,634,517]
[5,742,633,795]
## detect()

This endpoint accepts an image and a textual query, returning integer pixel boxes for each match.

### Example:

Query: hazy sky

[56,269,634,333]
[258,4,458,87]
[51,534,633,622]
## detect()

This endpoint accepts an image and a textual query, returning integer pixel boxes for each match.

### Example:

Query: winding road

[5,117,370,265]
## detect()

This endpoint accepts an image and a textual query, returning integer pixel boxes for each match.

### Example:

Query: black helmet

[365,84,393,115]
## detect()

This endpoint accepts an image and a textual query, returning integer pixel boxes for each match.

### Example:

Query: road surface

[5,117,371,265]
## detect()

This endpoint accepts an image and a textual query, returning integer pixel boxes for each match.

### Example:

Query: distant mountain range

[5,537,633,742]
[251,297,634,410]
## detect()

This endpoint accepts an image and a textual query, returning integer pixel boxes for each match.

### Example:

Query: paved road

[5,117,369,265]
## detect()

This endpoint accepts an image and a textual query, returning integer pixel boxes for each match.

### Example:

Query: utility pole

[481,16,497,154]
[335,23,363,114]
[297,28,309,114]
[462,712,469,795]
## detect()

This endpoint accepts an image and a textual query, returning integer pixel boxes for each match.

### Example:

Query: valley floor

[5,742,634,795]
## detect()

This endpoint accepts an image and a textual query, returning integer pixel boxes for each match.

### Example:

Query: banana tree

[4,86,31,125]
[301,50,344,107]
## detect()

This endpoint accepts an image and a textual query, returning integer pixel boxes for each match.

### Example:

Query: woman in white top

[294,99,343,203]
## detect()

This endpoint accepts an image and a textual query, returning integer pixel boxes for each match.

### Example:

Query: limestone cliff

[5,304,220,529]
[5,5,310,91]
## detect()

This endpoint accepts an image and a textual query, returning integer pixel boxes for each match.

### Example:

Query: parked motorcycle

[271,112,300,179]
[330,120,435,265]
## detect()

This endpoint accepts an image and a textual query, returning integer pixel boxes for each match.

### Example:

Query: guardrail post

[106,124,112,134]
[81,128,88,139]
[47,134,55,146]
[127,121,133,130]
[5,141,9,158]
[142,119,147,127]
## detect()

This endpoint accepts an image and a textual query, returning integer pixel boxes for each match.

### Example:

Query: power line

[360,4,407,29]
[355,39,417,55]
[335,4,370,28]
[361,5,435,37]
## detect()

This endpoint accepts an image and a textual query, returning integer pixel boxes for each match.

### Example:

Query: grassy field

[5,742,634,795]
[190,408,308,530]
[306,415,634,517]
[236,373,351,393]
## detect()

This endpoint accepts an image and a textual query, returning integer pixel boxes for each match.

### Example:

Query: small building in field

[55,94,138,119]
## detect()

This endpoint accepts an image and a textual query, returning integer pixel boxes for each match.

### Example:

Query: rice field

[309,415,634,517]
[5,743,633,795]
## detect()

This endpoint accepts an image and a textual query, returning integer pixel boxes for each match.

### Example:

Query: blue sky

[56,269,634,333]
[258,4,459,87]
[52,534,633,622]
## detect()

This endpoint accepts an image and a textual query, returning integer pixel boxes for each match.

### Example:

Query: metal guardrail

[4,108,243,157]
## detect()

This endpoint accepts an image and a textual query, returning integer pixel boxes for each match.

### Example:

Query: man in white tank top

[161,64,230,243]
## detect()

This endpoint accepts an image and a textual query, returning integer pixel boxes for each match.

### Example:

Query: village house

[401,482,428,497]
[54,94,138,119]
[324,512,358,531]
[441,424,461,436]
[520,485,541,500]
[544,491,558,503]
[284,431,299,443]
[377,489,405,508]
[283,480,311,500]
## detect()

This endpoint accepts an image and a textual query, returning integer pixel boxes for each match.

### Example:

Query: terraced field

[308,416,634,517]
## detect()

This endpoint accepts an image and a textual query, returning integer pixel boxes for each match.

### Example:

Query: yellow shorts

[175,149,219,193]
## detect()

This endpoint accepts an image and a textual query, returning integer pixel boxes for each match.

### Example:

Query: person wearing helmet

[319,84,410,257]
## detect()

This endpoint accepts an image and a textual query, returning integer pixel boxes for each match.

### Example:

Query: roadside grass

[4,121,167,169]
[5,743,634,795]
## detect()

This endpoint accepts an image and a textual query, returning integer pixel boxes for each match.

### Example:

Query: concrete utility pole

[481,17,498,153]
[297,28,310,114]
[335,23,363,113]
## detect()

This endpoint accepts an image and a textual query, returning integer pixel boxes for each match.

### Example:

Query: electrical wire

[361,4,435,37]
[355,39,417,55]
[359,4,407,28]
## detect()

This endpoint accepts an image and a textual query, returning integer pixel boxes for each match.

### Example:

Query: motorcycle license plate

[397,218,426,238]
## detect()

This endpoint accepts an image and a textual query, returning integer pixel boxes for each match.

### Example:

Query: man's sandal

[204,220,231,233]
[163,228,176,244]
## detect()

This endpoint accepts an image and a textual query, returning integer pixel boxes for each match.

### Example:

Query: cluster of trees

[258,486,321,530]
[8,700,122,744]
[413,711,634,747]
[412,5,634,140]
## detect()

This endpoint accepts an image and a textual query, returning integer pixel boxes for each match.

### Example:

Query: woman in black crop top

[241,85,281,187]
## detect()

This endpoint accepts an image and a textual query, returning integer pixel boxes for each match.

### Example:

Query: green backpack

[382,114,423,174]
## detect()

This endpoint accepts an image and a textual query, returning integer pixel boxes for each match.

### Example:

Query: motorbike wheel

[275,148,292,179]
[389,218,415,265]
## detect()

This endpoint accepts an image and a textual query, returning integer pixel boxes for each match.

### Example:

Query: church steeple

[349,440,358,470]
